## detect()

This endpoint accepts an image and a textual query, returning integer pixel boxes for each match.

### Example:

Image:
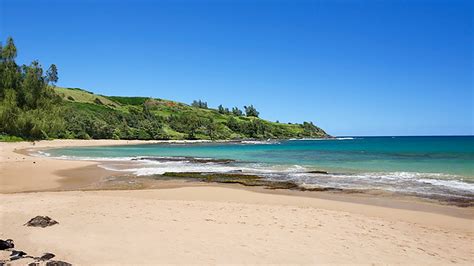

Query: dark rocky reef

[155,172,473,207]
[307,170,328,174]
[161,172,297,189]
[158,172,340,190]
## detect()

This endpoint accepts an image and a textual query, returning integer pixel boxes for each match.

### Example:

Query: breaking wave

[36,149,474,203]
[91,156,474,201]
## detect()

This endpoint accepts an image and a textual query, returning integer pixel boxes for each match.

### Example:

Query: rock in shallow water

[307,170,328,174]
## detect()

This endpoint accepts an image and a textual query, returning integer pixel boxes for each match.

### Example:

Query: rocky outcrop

[24,216,58,228]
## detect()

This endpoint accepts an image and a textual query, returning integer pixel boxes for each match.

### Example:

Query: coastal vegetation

[0,37,328,141]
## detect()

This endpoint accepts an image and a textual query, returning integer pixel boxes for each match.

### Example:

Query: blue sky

[1,0,472,136]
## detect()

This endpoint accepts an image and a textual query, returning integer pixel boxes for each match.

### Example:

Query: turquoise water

[46,136,474,201]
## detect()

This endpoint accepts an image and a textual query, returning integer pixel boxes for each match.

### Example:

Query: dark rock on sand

[10,250,28,260]
[0,239,14,250]
[10,250,27,257]
[1,241,66,265]
[45,260,72,266]
[24,216,58,228]
[39,253,55,261]
[300,186,343,192]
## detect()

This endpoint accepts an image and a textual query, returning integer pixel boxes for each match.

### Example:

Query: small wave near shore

[35,151,474,206]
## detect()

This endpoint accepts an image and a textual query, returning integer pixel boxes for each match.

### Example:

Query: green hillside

[54,87,329,140]
[0,37,329,141]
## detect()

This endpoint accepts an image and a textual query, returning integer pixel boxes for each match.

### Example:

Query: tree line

[0,37,65,139]
[195,101,259,118]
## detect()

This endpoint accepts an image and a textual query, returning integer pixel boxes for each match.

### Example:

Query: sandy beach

[1,140,473,264]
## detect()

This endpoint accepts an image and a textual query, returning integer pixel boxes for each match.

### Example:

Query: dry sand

[0,140,473,264]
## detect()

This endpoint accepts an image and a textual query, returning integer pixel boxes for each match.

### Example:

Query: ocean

[44,136,474,203]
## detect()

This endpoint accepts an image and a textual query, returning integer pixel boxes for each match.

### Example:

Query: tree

[0,37,20,98]
[205,118,218,139]
[218,104,225,114]
[22,60,45,108]
[226,116,240,132]
[168,113,202,139]
[232,107,243,116]
[191,99,207,109]
[302,121,324,137]
[2,37,17,61]
[0,37,65,139]
[217,104,231,115]
[0,89,20,135]
[244,105,259,117]
[46,64,58,86]
[184,113,201,139]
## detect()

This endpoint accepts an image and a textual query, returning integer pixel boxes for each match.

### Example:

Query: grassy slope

[55,87,328,140]
[56,87,119,107]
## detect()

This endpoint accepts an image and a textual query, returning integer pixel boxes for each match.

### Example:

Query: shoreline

[2,139,474,216]
[1,139,473,264]
[1,139,217,193]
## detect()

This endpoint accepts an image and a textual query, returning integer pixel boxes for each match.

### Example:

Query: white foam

[240,140,280,145]
[123,161,239,176]
[97,157,474,195]
[33,150,51,157]
[294,171,474,195]
[416,178,474,192]
[38,148,474,199]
